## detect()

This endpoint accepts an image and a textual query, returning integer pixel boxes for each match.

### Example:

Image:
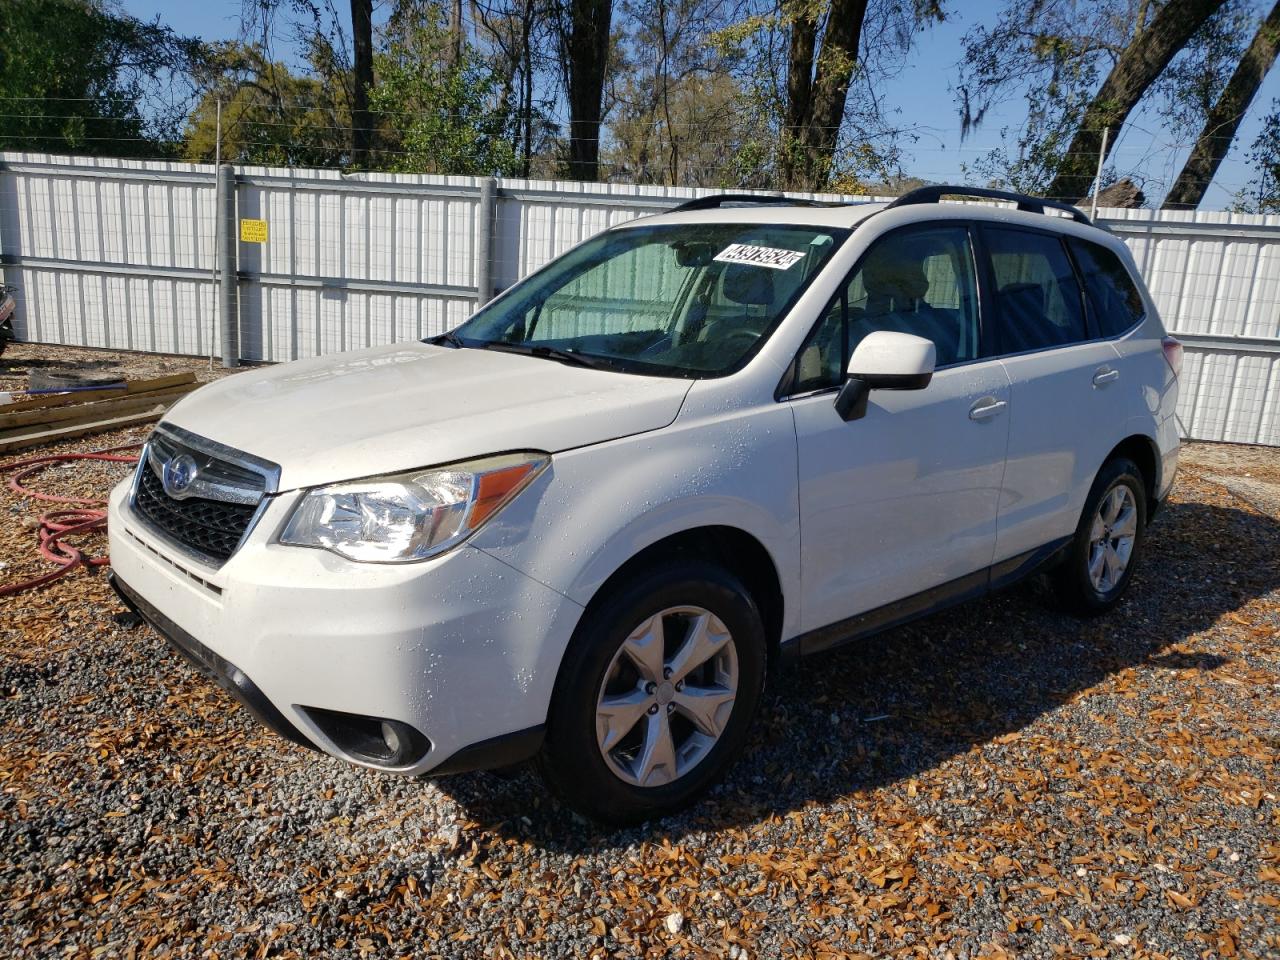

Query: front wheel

[536,560,766,825]
[1051,457,1147,616]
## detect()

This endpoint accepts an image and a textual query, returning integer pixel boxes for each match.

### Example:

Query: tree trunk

[349,0,373,168]
[781,0,870,189]
[450,0,464,68]
[1163,1,1280,209]
[561,0,612,181]
[783,8,816,170]
[1044,0,1229,202]
[520,2,535,176]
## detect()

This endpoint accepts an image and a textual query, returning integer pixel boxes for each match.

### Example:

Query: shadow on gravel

[441,499,1280,852]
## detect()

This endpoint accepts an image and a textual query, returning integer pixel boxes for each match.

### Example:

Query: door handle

[1093,366,1120,386]
[969,397,1008,421]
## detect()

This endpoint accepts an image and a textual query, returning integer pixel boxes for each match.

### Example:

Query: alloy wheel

[1088,485,1138,593]
[594,606,739,788]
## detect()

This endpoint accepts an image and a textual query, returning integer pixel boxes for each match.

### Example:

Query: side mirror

[835,331,936,422]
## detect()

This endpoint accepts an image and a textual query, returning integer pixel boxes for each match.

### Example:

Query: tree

[1163,0,1280,208]
[959,0,1235,199]
[182,43,351,166]
[552,0,614,180]
[0,0,204,157]
[782,0,862,187]
[1044,0,1230,200]
[239,0,374,168]
[369,15,520,175]
[709,0,940,191]
[602,0,760,184]
[1234,99,1280,209]
[778,0,942,188]
[473,0,560,175]
[350,0,374,167]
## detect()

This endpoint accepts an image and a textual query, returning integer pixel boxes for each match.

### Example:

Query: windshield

[446,222,847,378]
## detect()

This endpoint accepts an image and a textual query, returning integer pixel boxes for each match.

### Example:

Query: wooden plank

[0,371,197,414]
[0,383,198,431]
[0,405,172,454]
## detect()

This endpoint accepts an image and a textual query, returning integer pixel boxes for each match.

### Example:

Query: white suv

[108,186,1181,824]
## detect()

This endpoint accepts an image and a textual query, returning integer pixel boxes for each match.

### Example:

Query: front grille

[128,424,280,568]
[133,466,257,564]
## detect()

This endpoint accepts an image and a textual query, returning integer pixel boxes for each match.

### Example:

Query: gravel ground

[1,349,1277,958]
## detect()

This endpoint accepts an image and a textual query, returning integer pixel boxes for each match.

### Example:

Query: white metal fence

[2,152,1278,445]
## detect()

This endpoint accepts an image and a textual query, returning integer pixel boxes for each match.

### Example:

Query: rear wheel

[536,560,766,825]
[1051,457,1147,616]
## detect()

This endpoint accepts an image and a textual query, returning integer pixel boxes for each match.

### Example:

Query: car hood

[163,343,693,490]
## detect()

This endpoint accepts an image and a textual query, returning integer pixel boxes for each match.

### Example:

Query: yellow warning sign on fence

[239,219,268,244]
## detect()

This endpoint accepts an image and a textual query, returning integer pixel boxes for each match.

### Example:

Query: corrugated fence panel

[2,153,1278,444]
[0,153,218,356]
[231,167,482,361]
[1090,208,1280,443]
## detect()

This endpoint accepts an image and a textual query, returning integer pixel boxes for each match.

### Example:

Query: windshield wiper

[480,341,611,370]
[429,330,467,349]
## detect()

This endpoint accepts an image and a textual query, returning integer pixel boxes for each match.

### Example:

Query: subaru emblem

[162,453,199,499]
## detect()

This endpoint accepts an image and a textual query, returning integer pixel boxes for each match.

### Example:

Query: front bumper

[106,480,583,775]
[109,571,316,750]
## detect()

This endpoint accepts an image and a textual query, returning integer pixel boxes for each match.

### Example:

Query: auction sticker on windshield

[713,243,805,270]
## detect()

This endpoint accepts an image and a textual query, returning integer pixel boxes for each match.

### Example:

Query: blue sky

[123,0,1280,209]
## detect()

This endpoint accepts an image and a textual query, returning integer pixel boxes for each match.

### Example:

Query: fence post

[218,163,239,368]
[475,177,497,311]
[1090,127,1110,220]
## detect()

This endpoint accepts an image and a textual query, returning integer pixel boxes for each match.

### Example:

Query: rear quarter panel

[1108,317,1180,500]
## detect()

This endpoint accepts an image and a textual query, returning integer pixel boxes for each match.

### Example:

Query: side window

[1067,238,1146,337]
[984,227,1087,354]
[792,290,847,393]
[790,225,980,393]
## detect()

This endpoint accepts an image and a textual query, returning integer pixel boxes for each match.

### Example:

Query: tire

[536,559,766,825]
[1050,457,1147,616]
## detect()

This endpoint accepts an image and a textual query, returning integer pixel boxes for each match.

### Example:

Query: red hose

[0,444,140,597]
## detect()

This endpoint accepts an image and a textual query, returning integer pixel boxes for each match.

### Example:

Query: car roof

[633,201,889,231]
[625,195,1128,257]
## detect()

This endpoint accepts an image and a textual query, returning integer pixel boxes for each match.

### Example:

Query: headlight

[279,452,548,563]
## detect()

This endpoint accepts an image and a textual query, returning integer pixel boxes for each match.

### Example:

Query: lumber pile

[0,372,199,453]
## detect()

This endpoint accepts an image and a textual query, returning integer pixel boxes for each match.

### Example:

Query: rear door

[979,224,1123,563]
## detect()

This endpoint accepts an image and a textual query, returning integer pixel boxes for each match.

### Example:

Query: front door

[786,222,1012,633]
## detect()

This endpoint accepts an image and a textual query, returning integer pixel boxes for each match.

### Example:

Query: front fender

[470,402,802,638]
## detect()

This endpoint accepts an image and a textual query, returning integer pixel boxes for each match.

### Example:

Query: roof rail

[668,193,831,213]
[885,185,1091,225]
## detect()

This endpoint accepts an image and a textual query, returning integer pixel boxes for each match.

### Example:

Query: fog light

[380,720,403,756]
[300,707,430,767]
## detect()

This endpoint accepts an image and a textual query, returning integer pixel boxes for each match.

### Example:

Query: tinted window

[985,227,1087,353]
[1068,238,1145,337]
[791,225,980,393]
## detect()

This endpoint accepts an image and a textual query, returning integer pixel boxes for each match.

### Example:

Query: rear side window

[984,227,1087,354]
[1068,238,1146,337]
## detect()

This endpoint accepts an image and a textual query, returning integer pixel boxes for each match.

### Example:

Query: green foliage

[0,0,204,157]
[704,0,938,190]
[1153,0,1255,140]
[183,44,351,166]
[1234,99,1280,211]
[959,0,1263,199]
[369,13,519,176]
